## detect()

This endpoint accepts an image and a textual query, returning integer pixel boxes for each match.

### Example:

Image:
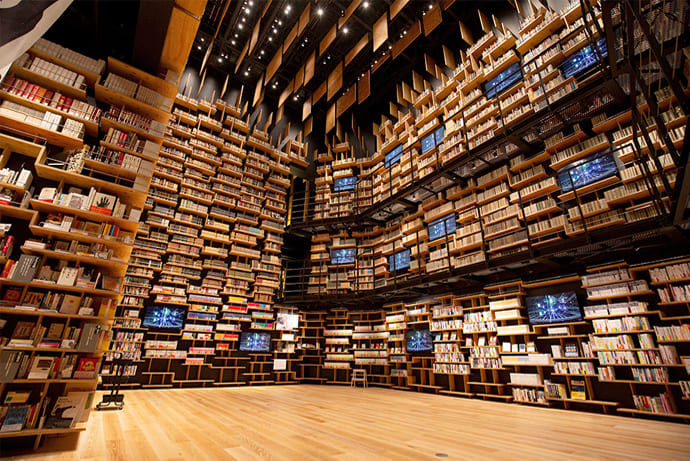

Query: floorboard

[3,385,690,460]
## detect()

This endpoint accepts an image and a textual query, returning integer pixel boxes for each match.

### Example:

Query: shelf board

[10,63,87,100]
[0,112,84,149]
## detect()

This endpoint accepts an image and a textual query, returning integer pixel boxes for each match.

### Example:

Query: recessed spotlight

[363,1,369,7]
[235,34,238,38]
[248,0,253,5]
[218,57,223,62]
[260,50,265,54]
[278,20,282,25]
[293,95,298,100]
[273,29,278,34]
[239,24,243,29]
[343,27,349,34]
[242,17,246,22]
[317,8,323,16]
[197,45,202,50]
[285,4,291,13]
[232,40,236,45]
[245,71,249,76]
[201,37,205,42]
[269,37,273,41]
[429,4,433,9]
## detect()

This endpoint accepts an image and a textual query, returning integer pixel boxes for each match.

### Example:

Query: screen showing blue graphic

[388,249,411,272]
[143,306,186,329]
[562,38,608,79]
[421,126,446,154]
[484,62,522,99]
[526,291,582,325]
[239,332,271,351]
[406,330,433,352]
[428,214,457,241]
[558,153,618,192]
[384,144,404,168]
[334,176,357,192]
[330,248,356,265]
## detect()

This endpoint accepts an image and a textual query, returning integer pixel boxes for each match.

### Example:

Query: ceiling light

[363,1,369,7]
[239,24,243,29]
[218,57,223,62]
[285,4,291,13]
[293,95,298,100]
[260,50,265,54]
[245,71,249,76]
[343,27,349,34]
[278,20,282,25]
[232,40,236,45]
[269,37,273,41]
[317,8,323,16]
[429,4,433,9]
[242,17,246,22]
[246,8,250,13]
[197,45,202,50]
[235,34,238,38]
[273,29,278,34]
[201,37,205,42]
[249,0,253,5]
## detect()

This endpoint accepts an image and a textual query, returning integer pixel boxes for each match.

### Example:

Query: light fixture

[363,1,369,7]
[343,27,349,34]
[218,57,223,62]
[245,71,249,76]
[246,8,250,13]
[293,95,299,100]
[232,40,236,45]
[197,45,202,50]
[278,20,282,25]
[260,50,265,55]
[249,0,253,5]
[239,24,243,29]
[285,4,291,13]
[429,3,433,9]
[201,37,205,42]
[242,17,246,22]
[269,37,273,41]
[235,34,238,38]
[317,7,323,16]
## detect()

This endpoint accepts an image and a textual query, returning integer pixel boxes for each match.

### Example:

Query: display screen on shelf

[384,144,404,168]
[420,126,446,154]
[330,248,356,265]
[388,249,411,272]
[142,306,186,329]
[557,152,618,192]
[484,62,522,99]
[428,214,457,241]
[333,176,357,192]
[561,38,608,79]
[275,313,299,330]
[406,329,433,352]
[239,332,271,351]
[526,291,582,325]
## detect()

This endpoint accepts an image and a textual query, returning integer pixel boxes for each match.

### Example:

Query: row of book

[0,101,85,138]
[649,262,690,283]
[657,284,690,303]
[37,185,140,220]
[16,54,85,89]
[0,390,93,433]
[0,352,100,382]
[654,324,690,341]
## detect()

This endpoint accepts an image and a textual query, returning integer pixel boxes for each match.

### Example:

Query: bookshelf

[272,306,300,385]
[323,308,353,384]
[350,310,390,387]
[433,294,472,398]
[297,311,326,383]
[405,302,441,394]
[385,304,409,390]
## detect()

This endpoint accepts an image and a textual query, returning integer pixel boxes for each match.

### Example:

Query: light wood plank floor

[3,385,690,460]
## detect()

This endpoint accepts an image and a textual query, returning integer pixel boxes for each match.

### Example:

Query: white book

[57,267,78,286]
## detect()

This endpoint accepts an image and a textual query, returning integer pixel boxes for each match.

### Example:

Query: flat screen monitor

[239,332,271,351]
[330,248,356,265]
[484,62,522,99]
[428,214,457,241]
[558,153,618,192]
[384,144,404,168]
[526,291,582,325]
[562,38,608,79]
[421,133,436,154]
[406,330,433,352]
[334,176,357,192]
[388,249,411,272]
[275,313,299,330]
[142,306,185,329]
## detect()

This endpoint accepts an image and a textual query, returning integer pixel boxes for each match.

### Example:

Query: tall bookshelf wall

[292,0,689,299]
[308,253,690,422]
[0,39,173,446]
[128,91,303,388]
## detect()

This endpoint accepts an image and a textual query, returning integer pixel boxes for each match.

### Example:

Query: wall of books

[287,0,689,300]
[0,38,175,447]
[307,256,690,421]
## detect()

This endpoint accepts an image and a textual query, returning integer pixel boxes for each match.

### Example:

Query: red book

[1,260,16,278]
[62,97,73,111]
[21,82,35,98]
[2,235,15,255]
[44,90,54,104]
[57,95,66,111]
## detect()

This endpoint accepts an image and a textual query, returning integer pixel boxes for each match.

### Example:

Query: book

[2,288,22,302]
[43,394,86,429]
[76,324,102,353]
[0,405,30,432]
[11,254,40,283]
[4,391,31,404]
[570,379,587,400]
[72,357,99,379]
[89,192,116,215]
[0,351,23,383]
[27,356,54,380]
[56,267,79,286]
[59,295,81,314]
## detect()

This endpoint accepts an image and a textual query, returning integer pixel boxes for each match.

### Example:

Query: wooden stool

[351,369,367,388]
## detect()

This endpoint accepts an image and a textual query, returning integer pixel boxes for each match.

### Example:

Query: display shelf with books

[297,311,326,383]
[350,310,390,387]
[271,306,301,385]
[384,304,409,390]
[0,132,117,448]
[432,294,472,398]
[405,302,439,393]
[322,308,353,384]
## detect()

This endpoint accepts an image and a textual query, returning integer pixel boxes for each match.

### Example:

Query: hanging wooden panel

[313,80,327,103]
[423,3,442,35]
[373,13,388,52]
[327,62,343,101]
[294,65,304,91]
[284,22,299,53]
[337,84,356,118]
[278,80,293,107]
[304,52,315,85]
[266,51,282,83]
[304,116,313,136]
[302,97,312,121]
[345,34,369,67]
[320,24,337,56]
[390,0,409,20]
[326,103,336,133]
[253,73,264,106]
[339,0,361,28]
[358,70,370,104]
[298,4,310,34]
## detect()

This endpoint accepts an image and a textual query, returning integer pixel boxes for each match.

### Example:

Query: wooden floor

[3,385,690,460]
